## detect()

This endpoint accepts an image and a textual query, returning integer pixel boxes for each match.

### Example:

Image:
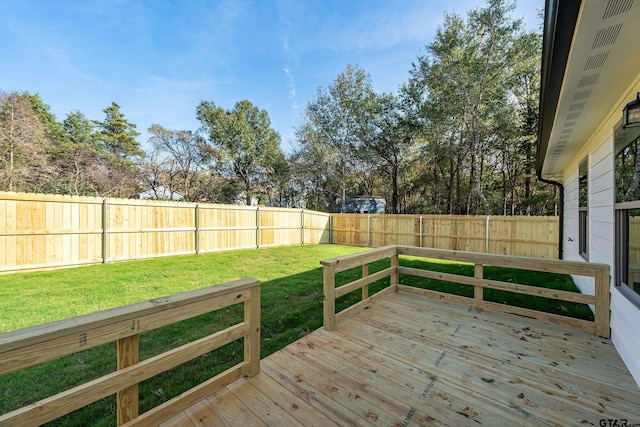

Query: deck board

[162,292,640,426]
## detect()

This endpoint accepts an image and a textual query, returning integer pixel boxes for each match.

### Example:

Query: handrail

[0,278,261,426]
[321,245,610,338]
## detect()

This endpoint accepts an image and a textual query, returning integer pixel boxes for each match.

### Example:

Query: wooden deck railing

[0,278,261,426]
[321,245,611,338]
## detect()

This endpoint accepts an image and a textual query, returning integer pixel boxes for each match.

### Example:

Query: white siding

[563,168,580,261]
[562,113,640,386]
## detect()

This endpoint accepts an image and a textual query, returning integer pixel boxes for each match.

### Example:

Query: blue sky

[0,0,542,154]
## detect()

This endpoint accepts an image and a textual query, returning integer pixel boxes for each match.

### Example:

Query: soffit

[541,0,640,178]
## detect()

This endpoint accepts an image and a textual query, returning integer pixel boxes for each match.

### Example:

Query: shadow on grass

[3,256,593,426]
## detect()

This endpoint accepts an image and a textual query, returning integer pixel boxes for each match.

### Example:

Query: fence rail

[1,192,560,273]
[320,245,610,338]
[0,192,331,273]
[0,277,261,426]
[331,214,559,258]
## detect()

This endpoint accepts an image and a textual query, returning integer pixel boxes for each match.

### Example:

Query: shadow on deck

[163,291,640,426]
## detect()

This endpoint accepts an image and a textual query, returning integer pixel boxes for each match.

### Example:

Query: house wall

[561,87,640,385]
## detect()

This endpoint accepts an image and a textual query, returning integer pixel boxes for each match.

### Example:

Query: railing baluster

[246,285,261,376]
[391,253,398,291]
[117,334,139,425]
[362,263,369,300]
[474,263,483,302]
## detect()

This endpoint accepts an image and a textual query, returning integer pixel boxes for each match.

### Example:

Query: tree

[0,91,48,192]
[143,124,206,201]
[96,102,143,162]
[358,92,418,213]
[403,0,552,215]
[303,65,378,212]
[94,102,143,197]
[196,99,284,205]
[55,111,104,195]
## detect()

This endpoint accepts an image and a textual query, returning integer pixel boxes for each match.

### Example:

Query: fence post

[301,209,305,245]
[245,283,261,376]
[117,333,139,424]
[102,199,109,263]
[485,216,490,253]
[420,215,423,248]
[323,263,336,331]
[195,204,200,254]
[256,206,261,249]
[329,214,333,244]
[367,214,371,247]
[594,267,611,338]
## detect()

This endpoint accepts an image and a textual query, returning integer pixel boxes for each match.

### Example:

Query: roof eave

[536,0,582,179]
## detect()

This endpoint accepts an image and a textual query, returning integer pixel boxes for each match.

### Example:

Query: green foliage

[397,0,555,215]
[95,102,143,164]
[197,99,285,205]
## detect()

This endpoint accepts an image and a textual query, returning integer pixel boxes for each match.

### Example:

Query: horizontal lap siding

[589,137,615,267]
[562,116,640,385]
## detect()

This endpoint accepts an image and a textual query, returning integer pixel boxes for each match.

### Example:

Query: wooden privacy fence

[0,192,562,274]
[0,277,261,426]
[331,214,559,259]
[321,245,610,338]
[0,192,331,273]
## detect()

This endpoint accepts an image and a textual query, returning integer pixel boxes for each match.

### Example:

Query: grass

[0,245,593,426]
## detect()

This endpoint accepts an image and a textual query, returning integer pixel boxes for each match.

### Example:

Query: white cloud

[283,68,298,110]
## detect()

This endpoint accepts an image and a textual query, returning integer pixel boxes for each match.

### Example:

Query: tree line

[0,0,557,215]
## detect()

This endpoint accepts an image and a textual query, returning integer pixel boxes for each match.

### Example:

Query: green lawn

[0,245,593,426]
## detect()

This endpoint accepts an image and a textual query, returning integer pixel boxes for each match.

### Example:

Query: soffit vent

[603,0,634,19]
[570,102,586,112]
[564,121,577,128]
[592,23,624,49]
[567,112,581,120]
[584,52,610,70]
[574,89,592,101]
[578,73,600,87]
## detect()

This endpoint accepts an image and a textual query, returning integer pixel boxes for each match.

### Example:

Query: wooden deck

[162,292,640,426]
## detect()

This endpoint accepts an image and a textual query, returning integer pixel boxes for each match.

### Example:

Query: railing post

[117,333,139,425]
[391,251,399,292]
[245,284,261,376]
[323,263,336,331]
[474,263,484,302]
[362,263,369,300]
[594,267,611,338]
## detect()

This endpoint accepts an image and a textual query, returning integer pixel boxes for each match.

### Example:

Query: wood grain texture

[163,292,640,427]
[0,192,331,273]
